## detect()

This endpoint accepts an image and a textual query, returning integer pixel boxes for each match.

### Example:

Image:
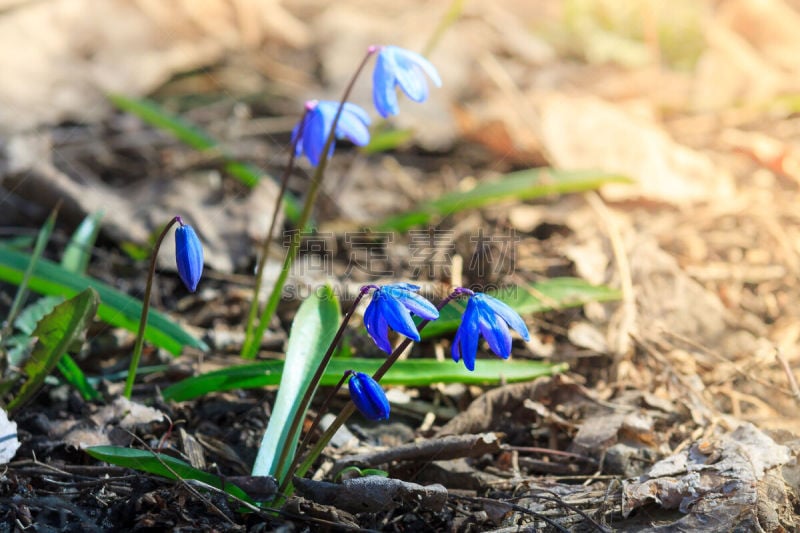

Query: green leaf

[85,446,253,503]
[13,295,65,335]
[361,126,413,154]
[0,243,207,355]
[108,94,301,222]
[162,358,567,402]
[57,354,101,402]
[3,208,57,333]
[61,211,104,274]
[7,288,99,412]
[251,285,341,479]
[59,221,103,402]
[420,277,622,338]
[378,168,634,231]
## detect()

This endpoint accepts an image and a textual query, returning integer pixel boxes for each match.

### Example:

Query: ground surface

[2,0,800,531]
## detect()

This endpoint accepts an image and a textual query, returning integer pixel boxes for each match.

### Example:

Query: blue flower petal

[380,296,421,342]
[393,47,442,87]
[479,294,530,341]
[452,298,480,371]
[364,297,392,353]
[396,290,439,321]
[303,108,328,166]
[336,106,371,146]
[373,51,399,118]
[477,305,512,359]
[175,224,204,292]
[349,371,390,421]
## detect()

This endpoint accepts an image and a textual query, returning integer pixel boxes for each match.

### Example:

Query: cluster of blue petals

[293,45,441,166]
[362,284,529,374]
[292,101,371,166]
[372,45,442,118]
[452,293,531,372]
[348,371,390,421]
[363,283,439,353]
[175,222,204,293]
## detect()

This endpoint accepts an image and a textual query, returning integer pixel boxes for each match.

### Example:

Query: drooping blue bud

[175,219,204,292]
[348,371,390,421]
[372,45,442,118]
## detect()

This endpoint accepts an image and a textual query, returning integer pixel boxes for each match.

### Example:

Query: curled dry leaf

[622,423,797,530]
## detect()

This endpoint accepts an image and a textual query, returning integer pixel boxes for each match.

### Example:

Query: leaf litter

[2,0,800,530]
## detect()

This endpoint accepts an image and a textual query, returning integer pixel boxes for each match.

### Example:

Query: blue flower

[372,45,442,118]
[292,100,371,166]
[348,371,390,421]
[175,221,204,292]
[363,283,439,353]
[452,293,530,371]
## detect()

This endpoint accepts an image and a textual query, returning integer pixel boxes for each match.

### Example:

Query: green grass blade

[251,285,341,478]
[378,168,634,231]
[61,211,104,274]
[108,94,301,222]
[3,208,57,333]
[7,288,99,412]
[85,446,254,503]
[420,277,622,339]
[0,243,207,355]
[162,358,567,403]
[57,354,102,401]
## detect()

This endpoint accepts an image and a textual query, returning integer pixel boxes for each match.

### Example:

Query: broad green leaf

[251,285,341,479]
[378,168,634,231]
[3,208,57,333]
[14,295,65,335]
[421,277,622,338]
[61,211,104,274]
[7,288,99,412]
[108,94,301,222]
[0,243,207,355]
[85,446,253,503]
[162,358,568,402]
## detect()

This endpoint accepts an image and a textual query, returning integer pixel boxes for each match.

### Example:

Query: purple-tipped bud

[348,371,390,421]
[175,223,204,292]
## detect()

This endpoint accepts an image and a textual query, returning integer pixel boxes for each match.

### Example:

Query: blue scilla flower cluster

[348,284,530,421]
[293,45,441,166]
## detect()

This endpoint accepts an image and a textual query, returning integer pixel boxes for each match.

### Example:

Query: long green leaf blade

[7,288,99,412]
[3,208,58,333]
[61,211,104,274]
[251,285,340,478]
[85,446,253,503]
[162,358,567,403]
[378,168,633,231]
[0,243,207,355]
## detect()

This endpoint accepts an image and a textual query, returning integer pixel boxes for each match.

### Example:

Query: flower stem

[241,108,308,358]
[264,285,376,480]
[124,216,182,399]
[281,288,466,493]
[240,48,376,360]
